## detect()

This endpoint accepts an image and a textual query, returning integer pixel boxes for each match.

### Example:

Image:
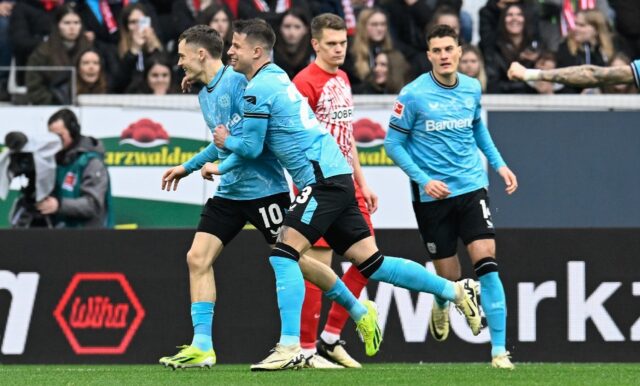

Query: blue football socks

[370,256,457,301]
[191,301,214,351]
[269,256,305,346]
[479,271,507,357]
[325,278,367,321]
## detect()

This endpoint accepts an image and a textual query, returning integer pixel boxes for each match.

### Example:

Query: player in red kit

[292,13,378,369]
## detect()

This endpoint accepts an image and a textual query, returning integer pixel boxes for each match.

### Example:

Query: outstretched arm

[508,62,634,87]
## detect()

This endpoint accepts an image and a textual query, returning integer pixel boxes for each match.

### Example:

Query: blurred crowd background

[0,0,637,105]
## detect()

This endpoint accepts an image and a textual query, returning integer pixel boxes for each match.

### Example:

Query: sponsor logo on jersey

[393,101,405,118]
[330,107,354,122]
[425,118,473,132]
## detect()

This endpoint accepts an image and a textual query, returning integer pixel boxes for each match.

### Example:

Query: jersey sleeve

[385,91,431,187]
[182,142,219,173]
[471,85,506,171]
[631,60,640,90]
[388,90,416,135]
[221,82,269,160]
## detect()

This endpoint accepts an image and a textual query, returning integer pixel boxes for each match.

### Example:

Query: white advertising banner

[0,104,418,228]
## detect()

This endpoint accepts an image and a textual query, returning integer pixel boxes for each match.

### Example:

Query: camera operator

[37,108,112,228]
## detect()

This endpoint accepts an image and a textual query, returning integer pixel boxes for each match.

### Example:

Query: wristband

[523,69,541,81]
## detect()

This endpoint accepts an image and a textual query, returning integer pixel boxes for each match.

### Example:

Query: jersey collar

[206,65,229,93]
[251,61,271,79]
[429,71,459,89]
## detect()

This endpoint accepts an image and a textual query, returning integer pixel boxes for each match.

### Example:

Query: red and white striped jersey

[293,62,355,168]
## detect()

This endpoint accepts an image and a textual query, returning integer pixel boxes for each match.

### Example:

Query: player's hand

[36,196,59,215]
[213,124,229,148]
[424,180,450,200]
[360,184,379,214]
[498,166,518,195]
[181,76,192,93]
[201,162,220,180]
[162,165,188,191]
[507,62,527,81]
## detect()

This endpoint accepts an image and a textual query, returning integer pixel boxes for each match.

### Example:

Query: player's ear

[198,47,206,61]
[311,38,320,52]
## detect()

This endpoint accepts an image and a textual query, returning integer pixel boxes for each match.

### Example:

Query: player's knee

[467,238,495,259]
[186,249,210,272]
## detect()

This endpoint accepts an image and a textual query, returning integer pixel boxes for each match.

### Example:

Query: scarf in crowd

[342,0,356,36]
[561,0,596,36]
[40,0,64,11]
[252,0,291,13]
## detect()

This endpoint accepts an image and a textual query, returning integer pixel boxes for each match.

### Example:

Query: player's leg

[318,185,372,368]
[246,193,307,371]
[412,198,462,341]
[251,179,380,370]
[459,189,512,369]
[340,236,481,336]
[160,198,245,369]
[299,246,344,368]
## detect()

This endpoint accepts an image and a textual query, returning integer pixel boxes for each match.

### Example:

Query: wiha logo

[69,296,129,329]
[353,118,394,167]
[103,118,206,167]
[425,117,473,132]
[53,273,145,355]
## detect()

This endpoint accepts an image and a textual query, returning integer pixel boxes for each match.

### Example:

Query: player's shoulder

[631,59,640,89]
[457,72,482,93]
[293,63,315,81]
[397,74,430,100]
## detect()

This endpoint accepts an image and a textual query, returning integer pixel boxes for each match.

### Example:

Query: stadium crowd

[0,0,637,104]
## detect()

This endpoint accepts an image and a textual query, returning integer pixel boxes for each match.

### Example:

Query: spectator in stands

[38,108,112,228]
[484,3,540,93]
[308,0,345,18]
[601,52,636,94]
[173,0,219,42]
[459,44,487,91]
[133,53,176,95]
[382,0,433,80]
[112,3,163,93]
[427,6,462,42]
[555,9,614,93]
[556,9,614,68]
[9,0,57,87]
[0,0,14,100]
[346,7,397,86]
[609,0,640,60]
[237,0,311,30]
[76,47,108,95]
[353,49,409,94]
[479,0,539,58]
[196,3,234,63]
[273,8,313,80]
[26,3,92,105]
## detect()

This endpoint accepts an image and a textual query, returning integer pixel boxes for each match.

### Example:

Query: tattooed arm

[508,62,634,87]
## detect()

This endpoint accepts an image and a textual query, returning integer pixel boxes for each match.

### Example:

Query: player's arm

[508,61,634,87]
[384,98,431,188]
[162,142,219,191]
[219,116,267,160]
[472,109,518,195]
[351,134,378,213]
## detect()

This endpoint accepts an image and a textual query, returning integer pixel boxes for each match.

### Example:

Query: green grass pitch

[1,364,639,385]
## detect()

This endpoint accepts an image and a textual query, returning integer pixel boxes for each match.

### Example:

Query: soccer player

[291,13,375,369]
[384,25,518,370]
[508,60,640,90]
[211,18,483,371]
[157,25,291,369]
